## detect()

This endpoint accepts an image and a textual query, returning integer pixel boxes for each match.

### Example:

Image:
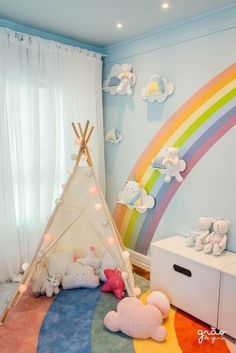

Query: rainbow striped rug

[0,276,235,353]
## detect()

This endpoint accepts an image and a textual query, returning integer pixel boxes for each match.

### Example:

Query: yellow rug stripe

[133,291,182,353]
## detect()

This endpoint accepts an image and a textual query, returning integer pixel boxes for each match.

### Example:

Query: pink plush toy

[104,291,170,342]
[101,269,125,299]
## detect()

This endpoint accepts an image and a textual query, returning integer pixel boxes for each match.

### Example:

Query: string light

[44,233,52,242]
[94,203,102,211]
[121,271,128,279]
[74,138,81,145]
[55,198,63,205]
[67,168,74,175]
[107,237,115,246]
[122,250,130,259]
[71,153,77,161]
[134,287,141,296]
[19,284,27,293]
[101,219,108,227]
[89,186,97,195]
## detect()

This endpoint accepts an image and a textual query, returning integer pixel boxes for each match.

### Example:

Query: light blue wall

[103,5,236,253]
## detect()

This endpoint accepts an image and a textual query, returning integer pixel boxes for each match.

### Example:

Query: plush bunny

[186,216,214,250]
[204,218,230,256]
[117,64,135,96]
[41,276,60,297]
[104,291,170,342]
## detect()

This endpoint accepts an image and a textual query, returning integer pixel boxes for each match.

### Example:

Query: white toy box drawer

[218,262,236,339]
[150,235,236,328]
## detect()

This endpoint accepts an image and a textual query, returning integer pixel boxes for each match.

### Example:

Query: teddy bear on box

[204,218,230,256]
[186,216,214,250]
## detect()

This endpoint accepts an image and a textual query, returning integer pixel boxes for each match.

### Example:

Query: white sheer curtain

[0,28,104,281]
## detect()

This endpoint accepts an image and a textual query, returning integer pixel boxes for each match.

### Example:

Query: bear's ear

[209,217,215,223]
[226,220,231,226]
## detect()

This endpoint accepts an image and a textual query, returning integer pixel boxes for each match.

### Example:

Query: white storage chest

[218,262,236,338]
[150,235,236,329]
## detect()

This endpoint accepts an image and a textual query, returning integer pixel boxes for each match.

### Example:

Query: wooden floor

[133,265,150,280]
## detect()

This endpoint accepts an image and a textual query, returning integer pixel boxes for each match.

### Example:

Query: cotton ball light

[37,250,44,259]
[89,186,97,195]
[94,203,102,211]
[122,250,130,259]
[44,233,52,242]
[19,284,27,293]
[121,271,128,280]
[134,287,141,296]
[101,219,108,227]
[67,168,74,175]
[107,237,115,246]
[74,138,81,145]
[71,153,77,161]
[21,262,29,272]
[55,198,63,205]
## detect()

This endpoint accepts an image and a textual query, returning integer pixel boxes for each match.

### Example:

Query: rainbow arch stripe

[114,62,236,255]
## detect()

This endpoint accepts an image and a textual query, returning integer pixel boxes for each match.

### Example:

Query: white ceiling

[0,0,235,47]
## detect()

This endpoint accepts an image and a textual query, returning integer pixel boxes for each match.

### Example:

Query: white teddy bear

[117,64,135,96]
[162,147,186,183]
[204,218,230,256]
[152,147,186,183]
[186,216,214,250]
[41,276,60,297]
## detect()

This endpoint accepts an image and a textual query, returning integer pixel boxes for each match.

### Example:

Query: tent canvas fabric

[0,121,136,325]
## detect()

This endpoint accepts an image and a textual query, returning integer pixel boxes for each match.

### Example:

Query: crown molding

[0,17,106,55]
[104,4,236,64]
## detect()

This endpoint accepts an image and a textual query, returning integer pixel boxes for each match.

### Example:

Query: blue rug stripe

[37,287,102,353]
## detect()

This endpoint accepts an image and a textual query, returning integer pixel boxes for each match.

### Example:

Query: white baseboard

[126,248,150,272]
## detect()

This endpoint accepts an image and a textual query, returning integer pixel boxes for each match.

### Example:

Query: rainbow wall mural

[114,62,236,255]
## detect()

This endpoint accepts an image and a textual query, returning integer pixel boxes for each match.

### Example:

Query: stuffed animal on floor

[204,218,230,256]
[62,263,100,290]
[104,291,170,342]
[41,276,60,298]
[101,269,125,299]
[31,266,48,297]
[186,216,214,250]
[119,179,142,207]
[77,246,102,271]
[117,64,135,96]
[98,251,117,282]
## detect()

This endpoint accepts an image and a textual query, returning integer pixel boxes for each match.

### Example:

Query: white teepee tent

[0,121,136,324]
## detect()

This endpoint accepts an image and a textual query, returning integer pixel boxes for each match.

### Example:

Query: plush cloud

[118,187,155,214]
[141,74,174,103]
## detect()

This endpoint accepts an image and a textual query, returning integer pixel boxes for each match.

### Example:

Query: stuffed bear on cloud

[103,64,136,96]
